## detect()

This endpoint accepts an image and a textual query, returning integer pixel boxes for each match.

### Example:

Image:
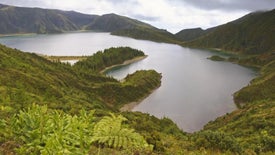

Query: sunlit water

[0,32,256,132]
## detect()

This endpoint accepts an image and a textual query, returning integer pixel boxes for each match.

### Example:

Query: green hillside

[184,9,275,55]
[85,13,154,32]
[1,44,275,154]
[0,4,179,43]
[112,27,180,43]
[0,4,275,154]
[0,4,97,34]
[0,45,162,114]
[175,27,210,42]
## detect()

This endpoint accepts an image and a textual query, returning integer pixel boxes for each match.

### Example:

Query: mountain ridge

[0,3,178,43]
[181,9,275,55]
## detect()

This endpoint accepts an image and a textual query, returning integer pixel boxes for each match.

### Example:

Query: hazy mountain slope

[112,27,180,43]
[0,4,98,34]
[78,13,180,43]
[184,9,275,54]
[0,4,179,43]
[175,28,210,42]
[85,13,154,32]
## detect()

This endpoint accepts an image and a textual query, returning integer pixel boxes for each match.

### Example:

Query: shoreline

[0,33,36,37]
[120,86,159,112]
[100,55,148,74]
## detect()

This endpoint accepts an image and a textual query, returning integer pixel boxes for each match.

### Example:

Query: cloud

[0,0,273,33]
[178,0,275,11]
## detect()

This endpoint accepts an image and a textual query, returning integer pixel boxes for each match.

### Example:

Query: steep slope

[85,13,154,32]
[0,4,180,43]
[184,9,275,55]
[0,4,97,34]
[175,27,210,42]
[112,27,180,43]
[0,45,162,114]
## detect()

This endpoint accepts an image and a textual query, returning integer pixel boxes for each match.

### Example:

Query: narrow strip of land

[100,55,148,74]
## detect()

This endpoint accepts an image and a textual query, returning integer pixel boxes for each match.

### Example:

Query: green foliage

[0,45,161,114]
[234,60,275,104]
[175,27,210,42]
[94,70,161,107]
[0,4,95,34]
[74,47,145,72]
[204,99,275,153]
[207,55,226,61]
[92,113,153,151]
[112,27,180,43]
[2,104,95,154]
[185,9,275,55]
[1,104,152,154]
[85,13,154,32]
[192,130,242,153]
[122,112,187,153]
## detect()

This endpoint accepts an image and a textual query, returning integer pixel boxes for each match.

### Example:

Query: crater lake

[0,32,256,132]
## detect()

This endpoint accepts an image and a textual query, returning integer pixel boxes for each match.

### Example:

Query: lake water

[0,32,256,132]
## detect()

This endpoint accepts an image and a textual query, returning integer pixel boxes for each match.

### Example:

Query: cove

[0,32,256,132]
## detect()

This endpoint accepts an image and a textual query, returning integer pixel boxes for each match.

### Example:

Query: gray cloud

[130,14,160,21]
[178,0,275,11]
[0,0,48,8]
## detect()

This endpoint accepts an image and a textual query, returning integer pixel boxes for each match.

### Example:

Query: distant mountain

[0,4,97,34]
[0,4,179,43]
[112,27,179,43]
[183,9,275,54]
[175,28,211,42]
[85,13,154,32]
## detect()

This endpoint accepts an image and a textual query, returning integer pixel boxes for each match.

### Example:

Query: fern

[92,113,152,151]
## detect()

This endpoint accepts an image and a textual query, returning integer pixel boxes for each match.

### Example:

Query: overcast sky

[1,0,274,33]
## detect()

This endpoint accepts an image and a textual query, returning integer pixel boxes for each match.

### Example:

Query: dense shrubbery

[184,9,275,55]
[1,35,275,154]
[0,45,160,114]
[111,27,180,43]
[191,130,242,153]
[234,60,275,104]
[207,55,226,61]
[93,70,161,107]
[74,47,145,72]
[0,104,151,154]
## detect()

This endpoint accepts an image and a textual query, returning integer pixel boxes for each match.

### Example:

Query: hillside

[0,4,97,34]
[202,60,275,153]
[112,27,180,43]
[175,27,211,42]
[183,9,275,55]
[85,13,154,32]
[0,45,162,114]
[0,4,179,43]
[1,4,275,154]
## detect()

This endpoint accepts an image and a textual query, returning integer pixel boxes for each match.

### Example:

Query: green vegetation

[0,4,275,154]
[85,13,154,32]
[112,27,180,44]
[74,47,145,72]
[0,4,179,43]
[234,60,275,105]
[0,4,97,34]
[175,9,275,155]
[175,27,211,42]
[43,55,88,62]
[0,104,151,154]
[207,55,226,61]
[0,45,160,114]
[184,9,275,55]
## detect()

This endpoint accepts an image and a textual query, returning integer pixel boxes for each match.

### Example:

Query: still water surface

[0,32,256,132]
